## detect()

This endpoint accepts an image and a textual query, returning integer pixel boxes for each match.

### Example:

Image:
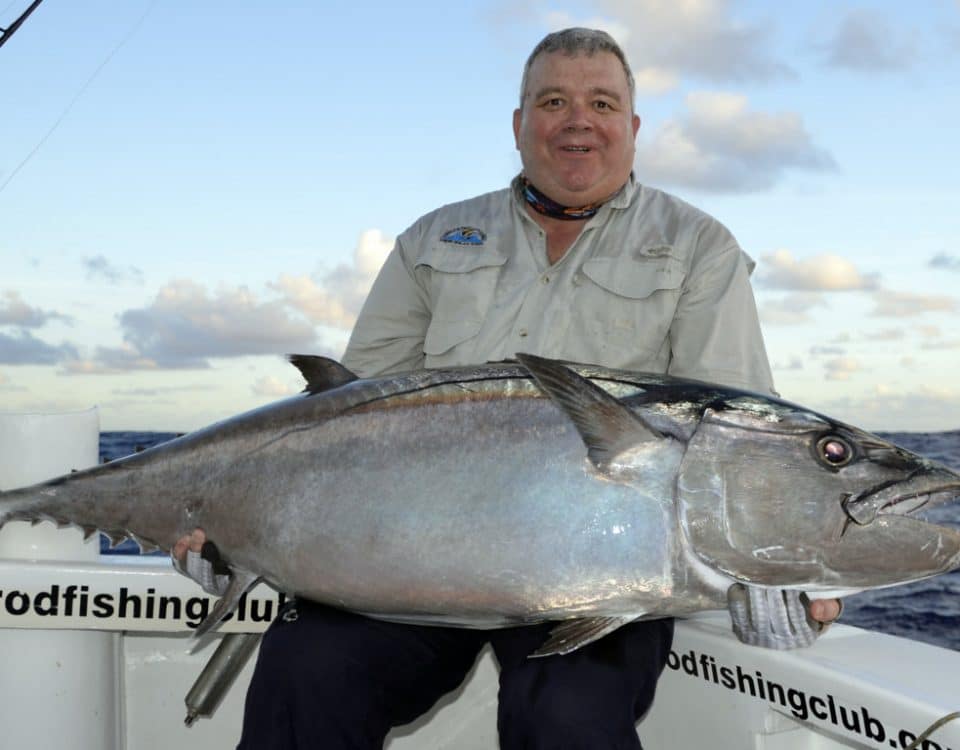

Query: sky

[1,0,958,433]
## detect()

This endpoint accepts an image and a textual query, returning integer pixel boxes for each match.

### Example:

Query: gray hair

[519,28,636,110]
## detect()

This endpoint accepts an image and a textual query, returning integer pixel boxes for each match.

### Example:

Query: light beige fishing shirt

[343,175,774,395]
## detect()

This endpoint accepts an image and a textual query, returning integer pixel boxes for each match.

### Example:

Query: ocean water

[99,429,960,651]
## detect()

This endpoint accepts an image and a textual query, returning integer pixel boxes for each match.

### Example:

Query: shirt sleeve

[341,235,431,378]
[667,236,776,396]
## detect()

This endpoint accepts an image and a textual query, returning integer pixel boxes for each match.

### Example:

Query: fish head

[676,396,960,592]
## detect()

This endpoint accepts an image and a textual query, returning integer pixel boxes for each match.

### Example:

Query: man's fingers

[808,598,842,623]
[189,528,206,553]
[172,529,207,560]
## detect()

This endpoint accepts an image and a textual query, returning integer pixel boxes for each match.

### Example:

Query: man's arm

[667,241,775,394]
[342,238,432,378]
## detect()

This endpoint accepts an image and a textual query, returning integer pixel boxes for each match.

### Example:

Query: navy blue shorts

[237,600,673,749]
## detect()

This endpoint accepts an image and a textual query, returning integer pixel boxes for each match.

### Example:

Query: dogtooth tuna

[1,354,958,655]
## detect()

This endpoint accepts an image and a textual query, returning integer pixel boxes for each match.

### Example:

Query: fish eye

[816,436,853,468]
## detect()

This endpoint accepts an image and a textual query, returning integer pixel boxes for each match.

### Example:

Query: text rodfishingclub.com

[667,646,951,749]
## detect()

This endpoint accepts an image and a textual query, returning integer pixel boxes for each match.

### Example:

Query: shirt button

[541,275,550,284]
[519,328,528,338]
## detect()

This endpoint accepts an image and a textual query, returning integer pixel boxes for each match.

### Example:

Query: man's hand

[808,597,842,625]
[171,528,230,597]
[728,585,843,649]
[172,528,207,562]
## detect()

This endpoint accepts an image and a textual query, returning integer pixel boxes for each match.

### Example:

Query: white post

[0,409,121,749]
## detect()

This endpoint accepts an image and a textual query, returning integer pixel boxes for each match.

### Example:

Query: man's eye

[594,101,611,110]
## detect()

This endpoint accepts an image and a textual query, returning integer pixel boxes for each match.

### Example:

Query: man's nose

[563,100,593,130]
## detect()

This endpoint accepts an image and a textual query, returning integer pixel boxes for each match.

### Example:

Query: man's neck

[524,204,587,265]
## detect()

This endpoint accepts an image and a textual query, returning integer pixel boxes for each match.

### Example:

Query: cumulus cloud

[870,290,958,317]
[824,357,862,381]
[636,93,836,192]
[810,345,846,356]
[816,9,916,72]
[822,385,960,431]
[252,376,297,398]
[69,280,319,371]
[271,229,393,331]
[83,255,145,285]
[757,250,879,291]
[758,292,827,326]
[545,0,792,93]
[920,339,960,351]
[772,357,804,371]
[0,330,78,365]
[930,253,960,271]
[0,290,71,328]
[863,328,904,341]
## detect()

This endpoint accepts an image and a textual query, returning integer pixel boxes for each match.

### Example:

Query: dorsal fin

[516,353,664,468]
[288,355,359,394]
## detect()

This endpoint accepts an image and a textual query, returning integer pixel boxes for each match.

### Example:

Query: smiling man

[176,27,840,749]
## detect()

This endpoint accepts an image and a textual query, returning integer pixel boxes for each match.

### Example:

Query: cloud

[0,290,71,328]
[810,345,846,356]
[0,330,78,365]
[757,250,879,291]
[930,253,960,271]
[76,280,320,371]
[772,357,804,371]
[758,292,827,326]
[870,290,958,317]
[546,0,793,93]
[252,376,298,398]
[83,255,145,285]
[863,328,904,341]
[816,9,916,72]
[636,93,836,192]
[824,357,862,381]
[271,229,393,331]
[823,385,960,432]
[920,339,960,350]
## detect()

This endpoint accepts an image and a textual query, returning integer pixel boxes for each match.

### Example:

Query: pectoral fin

[193,570,261,639]
[531,616,637,657]
[516,353,664,469]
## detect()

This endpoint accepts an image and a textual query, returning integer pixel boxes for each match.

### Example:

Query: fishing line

[904,710,960,750]
[0,0,159,195]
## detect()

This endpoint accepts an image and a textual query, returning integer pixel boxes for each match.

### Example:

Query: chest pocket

[575,250,686,363]
[415,242,508,360]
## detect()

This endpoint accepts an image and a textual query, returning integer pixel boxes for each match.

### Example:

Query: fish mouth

[842,469,960,527]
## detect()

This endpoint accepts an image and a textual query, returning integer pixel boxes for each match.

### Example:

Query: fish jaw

[842,467,960,525]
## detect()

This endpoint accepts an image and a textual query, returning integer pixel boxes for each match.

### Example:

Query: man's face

[513,51,640,207]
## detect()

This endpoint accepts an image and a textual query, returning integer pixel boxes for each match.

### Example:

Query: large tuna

[1,354,958,653]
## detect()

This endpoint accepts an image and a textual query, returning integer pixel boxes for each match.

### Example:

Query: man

[175,27,840,748]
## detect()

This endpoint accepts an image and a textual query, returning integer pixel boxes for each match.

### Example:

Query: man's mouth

[561,145,592,153]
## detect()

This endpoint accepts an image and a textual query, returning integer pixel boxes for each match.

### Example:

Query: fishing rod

[0,0,45,49]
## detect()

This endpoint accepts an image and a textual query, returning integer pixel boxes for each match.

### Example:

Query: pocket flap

[581,254,684,299]
[423,317,484,356]
[416,242,508,274]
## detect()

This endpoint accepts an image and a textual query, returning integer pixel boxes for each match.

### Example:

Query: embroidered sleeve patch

[440,227,486,245]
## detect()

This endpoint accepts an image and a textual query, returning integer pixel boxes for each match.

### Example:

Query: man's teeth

[564,146,590,152]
